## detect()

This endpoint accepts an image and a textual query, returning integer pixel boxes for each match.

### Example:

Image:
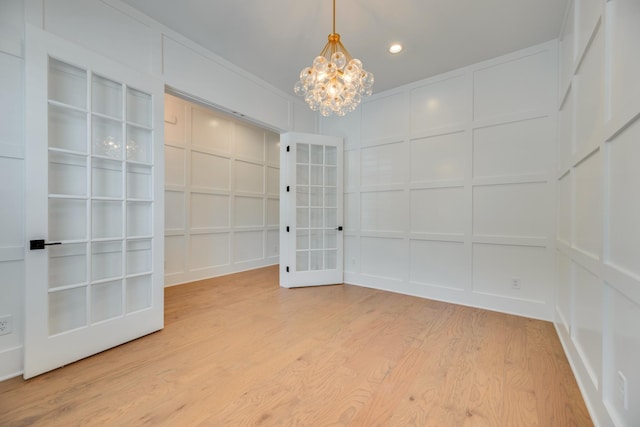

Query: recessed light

[389,43,403,54]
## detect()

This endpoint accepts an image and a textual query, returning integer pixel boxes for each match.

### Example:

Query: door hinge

[286,185,290,192]
[286,145,290,152]
[286,266,290,272]
[286,226,290,232]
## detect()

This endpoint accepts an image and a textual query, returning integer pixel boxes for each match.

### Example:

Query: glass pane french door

[280,133,343,287]
[24,27,163,379]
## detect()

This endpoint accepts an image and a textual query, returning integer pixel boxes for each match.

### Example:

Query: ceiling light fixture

[294,0,374,117]
[389,43,403,54]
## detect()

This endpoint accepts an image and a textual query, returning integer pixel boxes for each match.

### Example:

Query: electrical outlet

[618,371,628,410]
[511,277,521,290]
[0,315,13,336]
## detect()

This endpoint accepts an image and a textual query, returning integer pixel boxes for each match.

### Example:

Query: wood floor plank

[0,266,592,426]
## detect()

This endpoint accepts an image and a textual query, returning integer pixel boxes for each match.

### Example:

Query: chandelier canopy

[294,0,374,117]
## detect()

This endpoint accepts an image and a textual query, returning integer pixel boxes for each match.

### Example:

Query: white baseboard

[553,316,614,427]
[0,345,23,381]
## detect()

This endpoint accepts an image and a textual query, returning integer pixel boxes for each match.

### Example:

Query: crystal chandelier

[294,0,374,117]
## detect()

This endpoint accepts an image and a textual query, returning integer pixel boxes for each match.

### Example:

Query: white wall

[164,94,280,286]
[0,0,314,380]
[0,0,25,381]
[556,1,640,426]
[322,42,558,321]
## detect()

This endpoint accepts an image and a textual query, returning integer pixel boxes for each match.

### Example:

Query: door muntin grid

[47,57,154,335]
[294,143,338,272]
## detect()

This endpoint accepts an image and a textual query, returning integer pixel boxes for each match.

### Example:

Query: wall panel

[573,150,602,258]
[360,142,407,186]
[572,261,603,388]
[410,240,466,290]
[361,237,405,281]
[410,132,466,183]
[324,41,558,321]
[473,244,549,303]
[607,117,640,279]
[164,95,279,286]
[360,191,405,233]
[574,25,604,156]
[554,1,640,424]
[608,0,640,125]
[473,183,549,238]
[473,117,553,178]
[473,49,554,121]
[410,187,465,235]
[361,93,406,143]
[410,75,469,133]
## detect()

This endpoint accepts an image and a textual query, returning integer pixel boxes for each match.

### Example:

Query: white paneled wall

[0,1,25,381]
[556,1,640,426]
[323,41,557,321]
[164,95,279,286]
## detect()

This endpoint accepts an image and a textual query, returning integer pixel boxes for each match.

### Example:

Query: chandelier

[294,0,374,117]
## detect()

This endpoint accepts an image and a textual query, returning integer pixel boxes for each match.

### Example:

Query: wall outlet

[0,315,13,336]
[618,371,629,410]
[511,277,521,290]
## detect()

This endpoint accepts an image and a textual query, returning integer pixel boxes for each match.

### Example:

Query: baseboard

[0,345,23,382]
[553,317,614,427]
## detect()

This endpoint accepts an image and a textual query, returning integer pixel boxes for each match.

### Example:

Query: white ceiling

[121,0,568,94]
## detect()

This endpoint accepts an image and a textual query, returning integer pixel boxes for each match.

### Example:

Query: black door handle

[29,240,62,250]
[336,226,343,231]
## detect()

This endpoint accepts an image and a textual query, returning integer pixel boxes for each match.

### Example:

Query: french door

[23,27,164,378]
[279,133,343,287]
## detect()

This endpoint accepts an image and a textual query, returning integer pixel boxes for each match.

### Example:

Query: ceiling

[121,0,568,95]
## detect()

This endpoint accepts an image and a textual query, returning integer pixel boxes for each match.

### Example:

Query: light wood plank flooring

[0,265,592,426]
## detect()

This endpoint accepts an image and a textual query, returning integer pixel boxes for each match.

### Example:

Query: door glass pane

[126,239,152,275]
[49,151,87,196]
[296,185,309,207]
[126,88,152,127]
[49,58,86,108]
[325,208,337,228]
[310,144,323,164]
[92,158,122,198]
[296,251,309,272]
[49,106,87,153]
[49,243,87,289]
[92,241,123,281]
[296,207,309,228]
[127,202,152,237]
[127,164,152,199]
[324,187,337,207]
[49,199,87,241]
[91,280,123,323]
[310,208,323,228]
[310,230,323,249]
[310,165,323,185]
[296,143,309,163]
[92,116,123,159]
[296,230,309,250]
[92,75,122,119]
[92,200,123,239]
[126,275,152,313]
[310,187,323,207]
[325,146,337,166]
[310,250,323,270]
[296,164,309,185]
[49,287,87,335]
[324,230,337,249]
[325,250,337,269]
[325,166,337,186]
[127,126,152,163]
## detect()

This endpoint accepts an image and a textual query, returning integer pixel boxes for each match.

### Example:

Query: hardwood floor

[0,265,592,426]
